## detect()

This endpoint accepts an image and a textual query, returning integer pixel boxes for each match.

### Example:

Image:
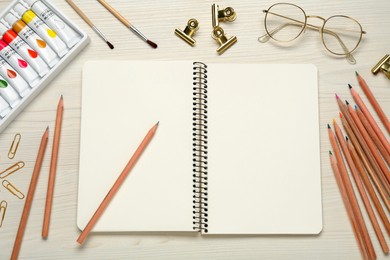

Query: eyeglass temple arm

[259,10,358,64]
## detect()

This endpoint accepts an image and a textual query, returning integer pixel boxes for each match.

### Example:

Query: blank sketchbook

[77,61,322,234]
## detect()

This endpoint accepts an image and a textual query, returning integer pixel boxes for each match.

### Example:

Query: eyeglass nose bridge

[303,15,326,33]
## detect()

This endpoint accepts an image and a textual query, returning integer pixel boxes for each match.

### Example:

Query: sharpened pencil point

[345,100,349,105]
[345,136,349,141]
[355,71,359,76]
[107,41,114,49]
[327,124,331,129]
[335,93,339,99]
[354,104,358,109]
[348,84,352,89]
[147,40,158,49]
[329,150,333,155]
[156,121,159,125]
[60,95,63,100]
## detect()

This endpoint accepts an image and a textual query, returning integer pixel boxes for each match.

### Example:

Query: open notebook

[77,61,322,234]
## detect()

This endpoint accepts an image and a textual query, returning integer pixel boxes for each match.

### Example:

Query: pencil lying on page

[42,96,64,239]
[355,72,390,134]
[329,151,369,260]
[328,124,376,260]
[96,0,157,49]
[333,119,389,254]
[65,0,114,49]
[11,127,49,260]
[349,84,390,155]
[77,122,159,244]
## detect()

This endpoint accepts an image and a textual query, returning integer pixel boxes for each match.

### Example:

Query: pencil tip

[355,71,359,76]
[354,104,358,109]
[46,126,49,131]
[345,136,349,141]
[147,40,158,49]
[156,121,159,125]
[335,93,339,99]
[348,84,352,89]
[345,100,349,105]
[329,150,333,155]
[339,112,343,118]
[327,123,331,129]
[107,41,114,49]
[60,94,63,100]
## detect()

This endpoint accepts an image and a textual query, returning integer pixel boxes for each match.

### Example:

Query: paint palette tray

[0,0,89,133]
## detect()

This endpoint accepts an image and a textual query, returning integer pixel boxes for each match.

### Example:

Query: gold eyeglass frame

[258,3,366,64]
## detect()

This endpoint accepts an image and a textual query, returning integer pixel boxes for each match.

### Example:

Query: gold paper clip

[0,200,7,228]
[2,180,24,199]
[212,26,237,55]
[8,133,21,159]
[175,18,199,46]
[212,3,237,28]
[372,54,390,79]
[0,161,25,179]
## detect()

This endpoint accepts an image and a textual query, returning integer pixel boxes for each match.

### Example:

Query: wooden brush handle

[65,0,94,28]
[97,0,131,27]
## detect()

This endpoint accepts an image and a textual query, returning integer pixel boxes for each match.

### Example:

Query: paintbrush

[97,0,157,49]
[65,0,114,49]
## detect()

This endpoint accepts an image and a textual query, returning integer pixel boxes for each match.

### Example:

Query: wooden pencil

[42,96,64,239]
[334,120,388,253]
[77,122,159,245]
[348,138,390,237]
[336,95,390,195]
[11,127,49,260]
[340,112,390,210]
[328,124,376,260]
[356,106,390,165]
[347,103,390,184]
[329,151,369,260]
[355,72,390,134]
[349,84,390,155]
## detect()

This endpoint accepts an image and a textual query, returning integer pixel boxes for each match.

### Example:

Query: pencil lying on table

[97,0,157,49]
[355,72,390,134]
[11,127,49,260]
[77,122,159,244]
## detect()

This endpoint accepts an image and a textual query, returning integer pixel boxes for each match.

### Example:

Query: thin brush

[97,0,157,48]
[65,0,114,49]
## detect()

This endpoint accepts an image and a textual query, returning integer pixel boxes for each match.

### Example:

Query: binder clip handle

[212,4,237,27]
[372,54,390,79]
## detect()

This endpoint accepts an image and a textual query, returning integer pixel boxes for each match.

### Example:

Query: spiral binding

[192,62,209,233]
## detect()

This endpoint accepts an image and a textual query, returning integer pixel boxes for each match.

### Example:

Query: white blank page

[206,63,322,234]
[78,61,194,232]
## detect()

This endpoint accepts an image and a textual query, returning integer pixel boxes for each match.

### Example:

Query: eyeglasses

[258,3,366,64]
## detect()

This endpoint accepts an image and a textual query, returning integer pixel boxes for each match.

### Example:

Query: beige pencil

[334,119,388,254]
[328,124,376,260]
[42,96,64,239]
[11,127,49,260]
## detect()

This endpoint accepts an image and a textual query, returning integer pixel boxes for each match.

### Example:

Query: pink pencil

[349,84,390,155]
[356,72,390,134]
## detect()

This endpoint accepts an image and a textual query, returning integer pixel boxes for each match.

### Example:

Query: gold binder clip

[0,200,7,228]
[372,54,390,79]
[8,133,21,159]
[212,3,237,28]
[212,26,237,55]
[175,19,199,46]
[0,161,25,179]
[2,180,24,199]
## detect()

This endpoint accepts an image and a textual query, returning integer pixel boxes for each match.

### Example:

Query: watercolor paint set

[0,0,89,133]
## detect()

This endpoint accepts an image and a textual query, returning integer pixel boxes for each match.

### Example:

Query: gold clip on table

[211,3,236,28]
[8,133,21,159]
[372,54,390,79]
[2,180,24,199]
[0,200,7,228]
[0,161,24,178]
[175,19,199,46]
[212,26,237,54]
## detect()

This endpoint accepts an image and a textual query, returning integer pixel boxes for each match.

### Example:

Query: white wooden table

[0,0,389,259]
